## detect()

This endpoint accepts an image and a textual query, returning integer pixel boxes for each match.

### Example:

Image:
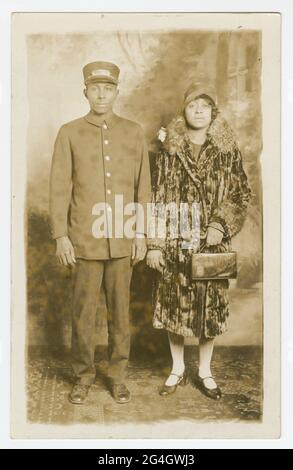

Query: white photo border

[0,0,291,449]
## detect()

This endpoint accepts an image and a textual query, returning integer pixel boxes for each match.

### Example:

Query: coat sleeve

[134,126,152,236]
[49,125,73,239]
[147,151,168,251]
[209,148,252,238]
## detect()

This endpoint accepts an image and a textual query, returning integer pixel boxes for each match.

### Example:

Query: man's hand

[206,225,224,246]
[56,236,76,266]
[146,250,165,273]
[131,235,147,266]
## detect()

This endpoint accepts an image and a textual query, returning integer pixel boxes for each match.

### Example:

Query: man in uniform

[49,61,151,404]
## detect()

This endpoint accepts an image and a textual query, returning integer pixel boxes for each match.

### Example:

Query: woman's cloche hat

[184,82,218,107]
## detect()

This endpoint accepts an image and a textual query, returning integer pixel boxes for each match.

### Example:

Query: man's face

[184,97,212,130]
[84,82,118,115]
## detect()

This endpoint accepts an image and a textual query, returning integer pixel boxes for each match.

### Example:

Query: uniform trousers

[71,257,132,385]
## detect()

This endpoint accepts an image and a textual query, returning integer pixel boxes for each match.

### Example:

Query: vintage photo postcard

[11,12,280,439]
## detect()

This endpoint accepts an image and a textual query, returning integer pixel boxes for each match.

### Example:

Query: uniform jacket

[49,110,151,259]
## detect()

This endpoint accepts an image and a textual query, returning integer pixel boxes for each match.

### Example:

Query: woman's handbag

[191,243,237,280]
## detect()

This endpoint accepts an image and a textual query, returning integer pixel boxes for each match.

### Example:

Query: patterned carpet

[27,346,262,425]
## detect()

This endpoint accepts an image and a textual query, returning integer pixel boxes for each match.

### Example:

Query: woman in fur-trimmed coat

[146,83,252,399]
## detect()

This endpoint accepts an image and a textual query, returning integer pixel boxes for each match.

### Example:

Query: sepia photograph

[10,12,280,439]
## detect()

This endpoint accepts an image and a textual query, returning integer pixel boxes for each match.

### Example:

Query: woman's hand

[206,226,224,246]
[146,250,165,273]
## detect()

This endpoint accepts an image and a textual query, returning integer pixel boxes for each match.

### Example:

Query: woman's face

[184,97,213,130]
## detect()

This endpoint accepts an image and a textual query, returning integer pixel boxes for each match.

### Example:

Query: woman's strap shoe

[159,371,188,396]
[195,373,222,400]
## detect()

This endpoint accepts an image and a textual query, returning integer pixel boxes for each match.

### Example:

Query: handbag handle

[198,238,228,254]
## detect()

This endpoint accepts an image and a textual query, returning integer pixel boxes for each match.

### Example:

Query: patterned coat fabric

[147,114,252,338]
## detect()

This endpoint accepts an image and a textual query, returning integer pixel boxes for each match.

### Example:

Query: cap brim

[85,75,118,85]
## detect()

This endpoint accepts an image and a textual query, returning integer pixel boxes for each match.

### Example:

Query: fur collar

[163,113,237,155]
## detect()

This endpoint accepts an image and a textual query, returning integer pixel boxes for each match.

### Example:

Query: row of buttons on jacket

[103,128,112,199]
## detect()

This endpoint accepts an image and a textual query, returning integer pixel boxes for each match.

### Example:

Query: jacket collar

[163,113,237,155]
[84,109,120,129]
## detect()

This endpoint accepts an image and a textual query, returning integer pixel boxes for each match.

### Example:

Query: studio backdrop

[25,28,262,355]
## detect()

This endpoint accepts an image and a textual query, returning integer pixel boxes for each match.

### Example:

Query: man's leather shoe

[111,383,131,404]
[69,384,90,404]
